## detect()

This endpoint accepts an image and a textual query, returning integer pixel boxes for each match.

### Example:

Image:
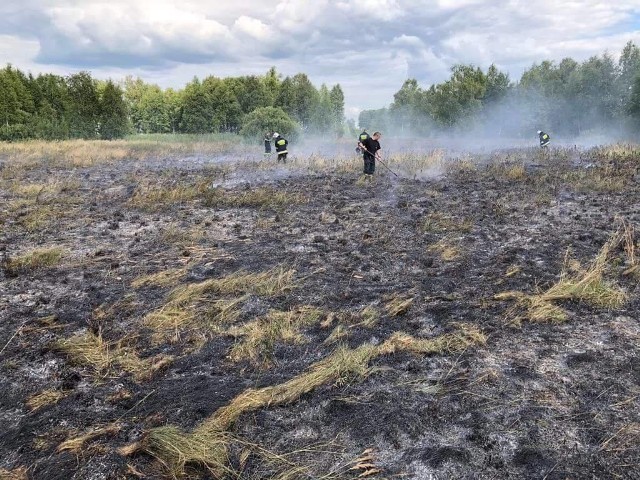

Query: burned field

[1,142,639,479]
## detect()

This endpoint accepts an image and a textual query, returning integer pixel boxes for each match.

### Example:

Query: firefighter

[263,132,272,156]
[361,131,382,176]
[273,132,288,163]
[538,130,551,148]
[356,128,369,154]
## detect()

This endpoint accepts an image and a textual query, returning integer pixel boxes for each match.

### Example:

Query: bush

[240,107,299,141]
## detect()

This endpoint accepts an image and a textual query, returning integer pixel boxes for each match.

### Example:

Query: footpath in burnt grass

[0,146,639,479]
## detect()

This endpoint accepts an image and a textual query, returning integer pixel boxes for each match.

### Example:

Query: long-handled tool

[360,146,399,177]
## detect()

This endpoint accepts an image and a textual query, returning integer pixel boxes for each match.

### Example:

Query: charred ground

[0,142,639,479]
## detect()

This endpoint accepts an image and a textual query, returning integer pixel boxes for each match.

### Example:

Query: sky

[1,0,640,119]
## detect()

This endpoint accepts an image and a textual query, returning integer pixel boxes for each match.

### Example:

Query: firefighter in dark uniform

[263,132,272,156]
[273,132,288,163]
[356,129,369,154]
[538,130,550,148]
[361,131,381,176]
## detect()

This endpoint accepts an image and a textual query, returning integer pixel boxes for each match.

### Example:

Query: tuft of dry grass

[359,305,380,327]
[57,423,122,453]
[145,296,247,343]
[228,307,323,366]
[0,467,28,480]
[142,267,295,343]
[169,267,296,302]
[379,324,487,355]
[496,230,628,323]
[422,212,472,234]
[132,267,188,289]
[129,183,209,211]
[26,389,70,411]
[4,247,65,274]
[56,332,173,381]
[427,237,461,261]
[384,294,414,317]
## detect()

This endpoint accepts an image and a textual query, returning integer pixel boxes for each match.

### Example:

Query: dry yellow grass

[26,389,70,411]
[378,324,487,355]
[0,137,238,173]
[142,267,295,342]
[422,212,472,234]
[5,247,65,273]
[427,238,461,261]
[384,294,414,317]
[0,467,28,480]
[57,423,122,453]
[144,295,247,343]
[138,324,485,477]
[56,332,173,381]
[129,183,209,211]
[228,307,323,366]
[496,230,628,323]
[132,267,188,288]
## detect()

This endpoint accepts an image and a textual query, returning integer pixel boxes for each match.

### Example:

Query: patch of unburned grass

[427,238,461,261]
[384,294,414,317]
[169,267,296,300]
[496,230,628,323]
[4,247,65,274]
[132,267,188,289]
[563,169,628,193]
[26,389,70,411]
[0,137,239,172]
[228,307,323,366]
[129,182,209,211]
[488,162,527,182]
[145,295,247,343]
[161,224,206,248]
[0,467,28,480]
[143,267,296,343]
[57,423,122,453]
[379,324,487,355]
[56,332,173,381]
[136,324,485,477]
[422,212,472,234]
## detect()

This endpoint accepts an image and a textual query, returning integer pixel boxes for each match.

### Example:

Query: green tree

[240,106,299,141]
[263,67,280,106]
[179,77,213,133]
[329,85,345,123]
[99,80,129,139]
[66,71,100,139]
[291,73,320,127]
[0,65,34,140]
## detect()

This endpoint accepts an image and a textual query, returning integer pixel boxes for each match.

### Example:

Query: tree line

[0,65,345,141]
[359,41,640,138]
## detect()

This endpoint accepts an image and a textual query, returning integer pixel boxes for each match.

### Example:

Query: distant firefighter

[538,130,550,148]
[263,132,272,156]
[356,128,370,154]
[273,132,288,163]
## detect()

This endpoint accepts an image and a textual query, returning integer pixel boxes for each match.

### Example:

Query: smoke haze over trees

[359,41,640,141]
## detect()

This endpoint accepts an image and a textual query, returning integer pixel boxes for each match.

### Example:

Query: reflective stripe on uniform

[278,150,288,154]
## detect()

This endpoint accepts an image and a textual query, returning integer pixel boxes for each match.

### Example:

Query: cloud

[35,1,235,67]
[0,0,639,116]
